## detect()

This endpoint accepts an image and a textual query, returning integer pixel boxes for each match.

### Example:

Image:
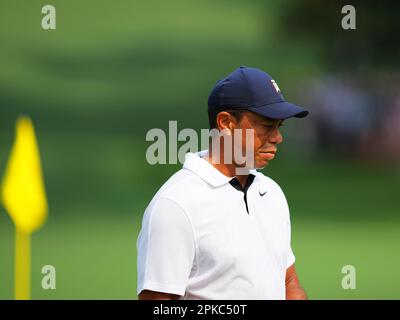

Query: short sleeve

[137,197,196,296]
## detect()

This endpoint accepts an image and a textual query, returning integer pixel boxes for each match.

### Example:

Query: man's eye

[261,121,284,129]
[264,124,280,129]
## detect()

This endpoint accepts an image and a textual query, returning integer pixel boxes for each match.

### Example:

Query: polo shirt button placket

[228,175,256,215]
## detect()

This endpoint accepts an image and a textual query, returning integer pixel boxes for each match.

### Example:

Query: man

[137,66,308,300]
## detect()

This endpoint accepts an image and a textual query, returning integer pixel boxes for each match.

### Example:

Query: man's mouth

[260,149,276,154]
[259,149,277,159]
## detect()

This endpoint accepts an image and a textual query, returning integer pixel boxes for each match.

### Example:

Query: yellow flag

[2,116,48,233]
[1,116,48,300]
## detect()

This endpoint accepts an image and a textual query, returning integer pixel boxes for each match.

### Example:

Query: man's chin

[233,158,270,172]
[255,160,270,170]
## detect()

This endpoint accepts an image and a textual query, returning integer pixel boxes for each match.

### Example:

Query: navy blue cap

[208,66,309,119]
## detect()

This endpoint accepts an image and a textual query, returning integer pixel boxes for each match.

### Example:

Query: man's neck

[204,151,250,188]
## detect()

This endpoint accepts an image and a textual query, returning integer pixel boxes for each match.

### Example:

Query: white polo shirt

[137,150,295,300]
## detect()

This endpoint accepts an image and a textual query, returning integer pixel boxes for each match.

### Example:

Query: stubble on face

[233,111,284,170]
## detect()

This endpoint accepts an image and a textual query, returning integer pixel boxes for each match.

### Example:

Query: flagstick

[15,228,30,300]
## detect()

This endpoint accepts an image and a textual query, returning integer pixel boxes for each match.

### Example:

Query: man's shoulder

[149,168,205,205]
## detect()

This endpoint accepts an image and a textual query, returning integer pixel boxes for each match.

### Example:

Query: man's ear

[216,111,233,131]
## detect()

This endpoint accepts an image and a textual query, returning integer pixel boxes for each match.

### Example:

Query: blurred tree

[278,0,400,70]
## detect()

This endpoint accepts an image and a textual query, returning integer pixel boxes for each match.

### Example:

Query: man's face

[233,111,284,169]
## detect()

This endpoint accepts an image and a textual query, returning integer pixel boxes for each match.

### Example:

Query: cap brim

[248,101,309,120]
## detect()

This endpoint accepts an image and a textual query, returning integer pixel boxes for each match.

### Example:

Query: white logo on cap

[271,80,281,93]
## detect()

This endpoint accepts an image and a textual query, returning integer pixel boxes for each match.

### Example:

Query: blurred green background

[0,0,399,299]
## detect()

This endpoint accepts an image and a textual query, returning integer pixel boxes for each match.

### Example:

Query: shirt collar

[183,150,258,188]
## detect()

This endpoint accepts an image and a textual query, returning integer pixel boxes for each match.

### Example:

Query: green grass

[293,220,400,299]
[0,212,141,299]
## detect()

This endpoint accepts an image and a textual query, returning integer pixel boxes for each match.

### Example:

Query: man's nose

[269,127,283,145]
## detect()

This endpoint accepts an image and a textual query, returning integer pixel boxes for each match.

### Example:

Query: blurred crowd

[302,73,400,164]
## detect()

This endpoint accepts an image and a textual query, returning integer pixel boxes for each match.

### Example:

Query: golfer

[137,66,308,300]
